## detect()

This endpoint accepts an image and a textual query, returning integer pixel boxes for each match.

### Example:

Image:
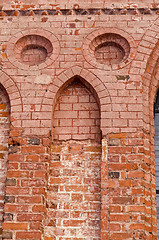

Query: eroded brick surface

[44,141,101,239]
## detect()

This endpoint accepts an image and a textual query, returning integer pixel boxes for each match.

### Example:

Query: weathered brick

[2,231,12,239]
[17,196,42,203]
[3,223,28,230]
[29,138,40,145]
[17,214,42,221]
[6,179,16,186]
[0,5,158,240]
[21,146,45,154]
[16,231,41,239]
[4,196,15,203]
[3,213,13,222]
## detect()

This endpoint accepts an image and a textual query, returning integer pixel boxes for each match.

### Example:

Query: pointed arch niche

[52,75,101,142]
[44,76,102,239]
[0,84,10,236]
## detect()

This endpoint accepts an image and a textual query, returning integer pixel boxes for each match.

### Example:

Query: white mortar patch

[34,74,52,85]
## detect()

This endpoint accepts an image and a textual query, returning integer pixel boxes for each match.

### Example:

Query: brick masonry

[0,85,10,240]
[53,76,101,141]
[0,0,158,239]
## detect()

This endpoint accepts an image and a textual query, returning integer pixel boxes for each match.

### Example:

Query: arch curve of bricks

[41,66,112,136]
[141,16,159,134]
[140,17,159,236]
[0,71,22,114]
[0,71,22,240]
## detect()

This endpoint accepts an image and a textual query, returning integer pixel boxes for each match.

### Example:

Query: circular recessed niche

[7,29,60,71]
[91,33,130,67]
[83,29,136,71]
[15,35,53,67]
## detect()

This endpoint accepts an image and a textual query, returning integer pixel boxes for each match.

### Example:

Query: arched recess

[133,15,159,132]
[0,71,22,114]
[0,72,22,238]
[133,16,159,90]
[142,39,159,238]
[149,58,159,239]
[0,83,10,237]
[43,74,103,239]
[52,75,101,142]
[143,44,159,135]
[40,66,112,136]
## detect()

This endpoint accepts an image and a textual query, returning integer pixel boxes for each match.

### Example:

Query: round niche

[15,35,53,67]
[83,29,136,71]
[7,29,60,71]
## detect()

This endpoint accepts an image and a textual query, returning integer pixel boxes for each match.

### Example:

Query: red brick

[17,196,42,204]
[26,155,39,162]
[32,188,45,195]
[6,187,29,195]
[112,197,133,204]
[30,222,41,230]
[16,232,41,239]
[32,205,46,213]
[109,163,133,171]
[128,171,144,178]
[129,223,145,230]
[20,163,46,170]
[17,214,42,221]
[4,204,29,212]
[8,154,24,162]
[7,163,18,169]
[109,223,121,231]
[119,180,133,187]
[21,179,45,187]
[21,146,45,154]
[109,206,121,213]
[7,171,29,178]
[110,233,132,240]
[110,214,130,222]
[63,220,84,227]
[109,146,133,154]
[3,223,28,230]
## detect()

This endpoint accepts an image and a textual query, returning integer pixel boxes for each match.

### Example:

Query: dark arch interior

[155,89,159,114]
[154,89,159,238]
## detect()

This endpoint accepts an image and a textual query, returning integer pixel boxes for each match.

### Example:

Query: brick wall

[0,1,158,240]
[0,85,10,240]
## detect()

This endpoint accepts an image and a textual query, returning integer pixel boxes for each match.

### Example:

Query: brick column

[101,132,148,240]
[2,131,50,240]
